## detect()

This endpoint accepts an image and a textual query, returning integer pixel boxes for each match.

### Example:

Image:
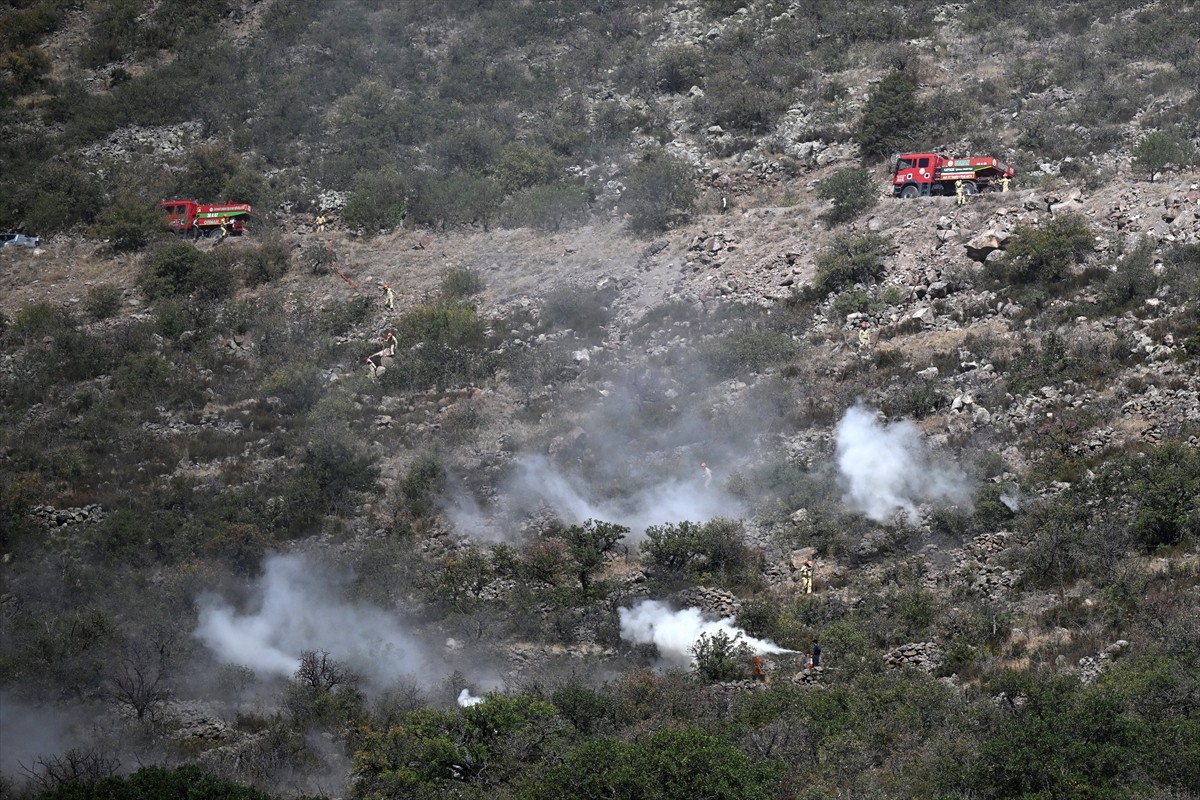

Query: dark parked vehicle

[0,233,41,248]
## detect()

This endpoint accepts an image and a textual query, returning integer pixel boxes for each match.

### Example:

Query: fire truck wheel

[900,184,921,199]
[962,180,978,195]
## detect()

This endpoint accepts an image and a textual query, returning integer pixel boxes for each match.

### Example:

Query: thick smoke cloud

[618,599,794,668]
[0,695,80,781]
[448,455,744,542]
[456,688,484,707]
[835,404,971,522]
[194,553,431,687]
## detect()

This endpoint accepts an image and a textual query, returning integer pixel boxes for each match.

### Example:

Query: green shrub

[829,290,870,318]
[700,330,801,378]
[1100,442,1200,551]
[491,142,567,194]
[642,518,758,590]
[691,630,753,682]
[501,184,591,232]
[141,243,233,300]
[342,169,408,233]
[805,233,893,300]
[12,302,74,344]
[1132,130,1191,181]
[78,0,143,68]
[300,436,380,515]
[85,284,122,321]
[440,266,485,299]
[817,167,878,226]
[319,296,374,336]
[398,452,445,520]
[855,69,926,162]
[987,214,1094,286]
[657,44,704,93]
[540,286,610,337]
[90,201,162,253]
[302,242,337,275]
[621,149,697,234]
[242,238,291,287]
[380,304,495,391]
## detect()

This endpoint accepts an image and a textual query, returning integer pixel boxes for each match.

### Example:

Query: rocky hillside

[2,2,1199,799]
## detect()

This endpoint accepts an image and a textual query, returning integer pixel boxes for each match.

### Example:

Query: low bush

[540,286,610,338]
[804,233,893,300]
[816,167,878,227]
[241,238,291,287]
[987,214,1094,287]
[380,304,495,391]
[620,149,697,234]
[700,330,801,378]
[440,266,485,299]
[500,184,591,232]
[141,243,233,300]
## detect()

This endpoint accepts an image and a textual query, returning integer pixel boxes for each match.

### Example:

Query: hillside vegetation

[1,1,1199,799]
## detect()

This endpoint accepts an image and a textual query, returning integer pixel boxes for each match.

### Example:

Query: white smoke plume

[456,688,484,707]
[447,455,744,542]
[835,404,971,522]
[618,599,794,669]
[194,553,431,687]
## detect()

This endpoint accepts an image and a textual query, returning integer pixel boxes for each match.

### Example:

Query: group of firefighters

[955,175,1011,206]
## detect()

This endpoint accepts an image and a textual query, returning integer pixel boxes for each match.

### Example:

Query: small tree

[855,69,925,162]
[562,519,628,593]
[804,232,893,300]
[108,633,174,721]
[621,149,698,234]
[1132,131,1189,182]
[691,630,753,682]
[817,167,878,226]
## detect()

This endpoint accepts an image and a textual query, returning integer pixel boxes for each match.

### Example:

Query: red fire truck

[160,199,252,237]
[892,153,1015,198]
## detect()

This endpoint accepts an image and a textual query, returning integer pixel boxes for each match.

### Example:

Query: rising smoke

[618,599,794,668]
[447,454,745,542]
[456,688,484,707]
[835,404,971,522]
[194,553,432,687]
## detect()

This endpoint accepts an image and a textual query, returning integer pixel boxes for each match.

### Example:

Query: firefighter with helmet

[800,559,814,594]
[701,461,712,488]
[955,179,967,206]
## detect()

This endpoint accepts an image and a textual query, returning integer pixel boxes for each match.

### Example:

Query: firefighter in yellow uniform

[800,560,814,594]
[955,179,966,206]
[858,322,871,353]
[383,284,395,310]
[316,214,327,233]
[1000,176,1011,193]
